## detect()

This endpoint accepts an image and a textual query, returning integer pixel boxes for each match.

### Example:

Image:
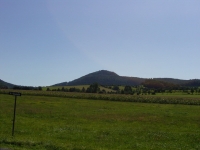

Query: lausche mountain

[52,70,200,87]
[1,70,200,88]
[54,70,145,86]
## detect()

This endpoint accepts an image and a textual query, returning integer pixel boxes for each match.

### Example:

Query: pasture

[0,93,200,150]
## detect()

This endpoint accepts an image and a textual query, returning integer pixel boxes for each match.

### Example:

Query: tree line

[1,80,200,95]
[45,82,200,95]
[12,86,42,90]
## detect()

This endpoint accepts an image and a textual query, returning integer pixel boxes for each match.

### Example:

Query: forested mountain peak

[83,70,119,77]
[62,70,144,86]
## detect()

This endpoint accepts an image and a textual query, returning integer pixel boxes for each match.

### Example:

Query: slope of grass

[0,94,200,149]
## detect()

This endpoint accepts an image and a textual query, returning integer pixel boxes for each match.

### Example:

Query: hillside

[52,70,200,87]
[1,70,200,88]
[153,78,188,85]
[52,82,68,87]
[153,78,200,87]
[0,79,16,88]
[183,79,200,87]
[53,70,144,86]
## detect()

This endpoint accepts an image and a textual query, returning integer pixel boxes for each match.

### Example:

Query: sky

[0,0,200,86]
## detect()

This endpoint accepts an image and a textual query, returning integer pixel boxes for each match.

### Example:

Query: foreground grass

[0,94,200,150]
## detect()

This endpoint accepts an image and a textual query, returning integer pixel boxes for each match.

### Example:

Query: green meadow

[0,94,200,150]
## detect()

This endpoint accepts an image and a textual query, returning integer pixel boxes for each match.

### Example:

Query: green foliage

[69,87,80,92]
[44,85,115,93]
[81,87,85,92]
[86,83,100,93]
[124,85,133,94]
[37,86,42,91]
[112,85,120,91]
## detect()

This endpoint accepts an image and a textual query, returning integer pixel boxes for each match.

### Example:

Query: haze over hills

[1,70,200,88]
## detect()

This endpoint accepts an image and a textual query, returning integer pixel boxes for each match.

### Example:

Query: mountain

[52,82,68,86]
[53,70,145,86]
[0,79,16,88]
[52,70,200,87]
[2,70,199,88]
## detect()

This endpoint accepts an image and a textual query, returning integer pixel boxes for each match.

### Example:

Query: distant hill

[153,78,200,87]
[52,82,68,87]
[153,78,188,85]
[0,79,16,88]
[53,70,145,86]
[52,70,200,87]
[183,79,200,87]
[1,70,200,88]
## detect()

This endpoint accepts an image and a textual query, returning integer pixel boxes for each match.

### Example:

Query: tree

[69,87,76,92]
[121,89,124,94]
[61,87,65,91]
[81,87,85,92]
[86,83,100,93]
[99,89,106,94]
[191,88,194,94]
[112,86,119,91]
[124,86,132,94]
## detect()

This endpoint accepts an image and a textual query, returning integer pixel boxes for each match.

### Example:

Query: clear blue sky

[1,0,200,86]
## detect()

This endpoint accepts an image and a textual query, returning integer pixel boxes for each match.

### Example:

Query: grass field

[0,94,200,150]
